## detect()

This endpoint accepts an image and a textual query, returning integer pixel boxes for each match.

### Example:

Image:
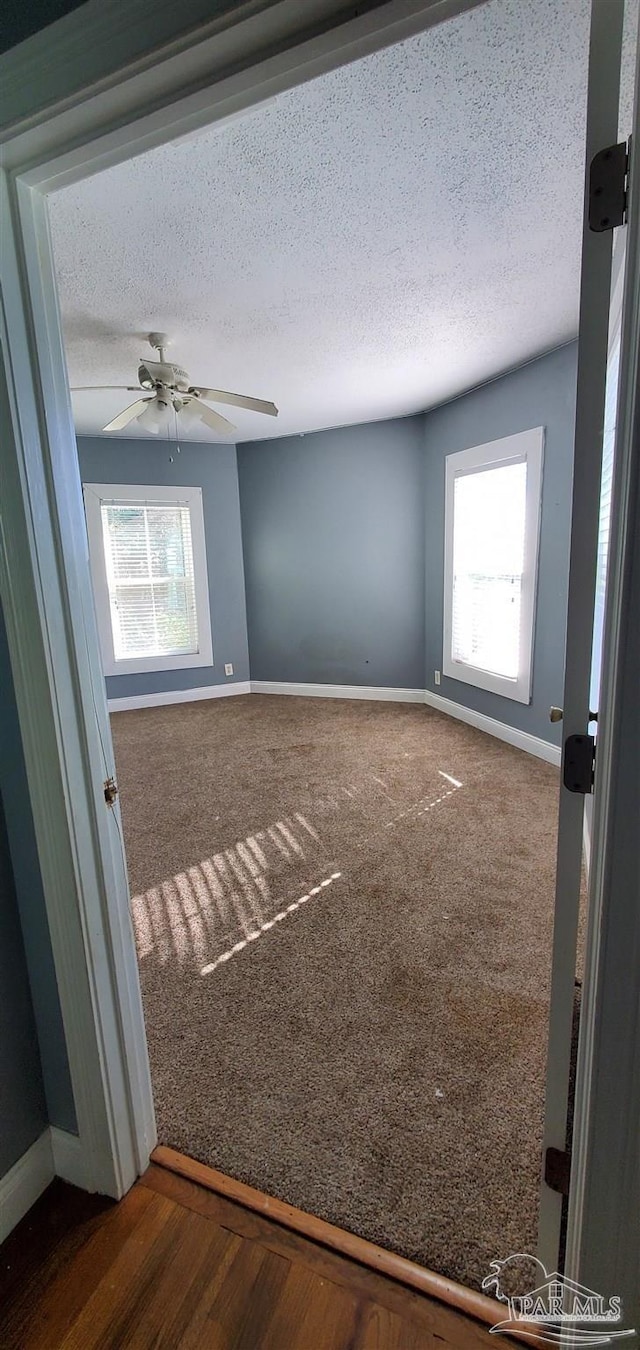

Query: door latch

[563,734,596,795]
[104,776,119,806]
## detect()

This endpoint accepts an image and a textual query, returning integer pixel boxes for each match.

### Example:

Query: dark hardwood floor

[0,1165,512,1348]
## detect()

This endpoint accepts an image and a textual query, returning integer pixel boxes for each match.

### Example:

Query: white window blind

[101,501,198,661]
[443,428,544,703]
[84,483,213,676]
[452,461,527,680]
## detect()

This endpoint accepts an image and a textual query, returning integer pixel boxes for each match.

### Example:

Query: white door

[538,0,637,1268]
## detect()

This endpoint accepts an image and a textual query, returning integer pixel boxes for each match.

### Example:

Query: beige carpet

[112,694,564,1291]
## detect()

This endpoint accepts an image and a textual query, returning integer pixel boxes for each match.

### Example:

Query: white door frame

[537,0,626,1266]
[0,0,638,1306]
[564,45,640,1320]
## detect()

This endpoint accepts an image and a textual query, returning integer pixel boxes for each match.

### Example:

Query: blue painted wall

[77,437,250,700]
[0,791,48,1176]
[237,417,426,688]
[0,607,77,1135]
[237,347,576,738]
[423,342,578,744]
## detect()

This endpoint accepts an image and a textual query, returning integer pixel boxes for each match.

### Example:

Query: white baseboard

[108,681,251,712]
[250,682,559,763]
[50,1126,88,1190]
[106,677,559,764]
[0,1126,92,1243]
[0,1131,53,1243]
[249,681,425,703]
[423,689,561,766]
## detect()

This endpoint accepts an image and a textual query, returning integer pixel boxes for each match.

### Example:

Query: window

[83,484,213,675]
[443,428,544,703]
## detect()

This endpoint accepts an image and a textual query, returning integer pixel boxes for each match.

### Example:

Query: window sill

[103,646,213,677]
[442,658,532,705]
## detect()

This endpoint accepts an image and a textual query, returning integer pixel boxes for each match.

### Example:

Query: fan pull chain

[169,403,182,463]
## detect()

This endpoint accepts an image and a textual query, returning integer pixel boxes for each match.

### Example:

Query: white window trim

[442,427,544,704]
[83,483,213,676]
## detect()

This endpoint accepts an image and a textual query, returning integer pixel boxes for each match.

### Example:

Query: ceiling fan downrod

[148,331,170,364]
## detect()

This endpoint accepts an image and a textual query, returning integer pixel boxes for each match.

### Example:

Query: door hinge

[563,733,596,795]
[104,776,119,806]
[545,1146,571,1196]
[589,139,629,231]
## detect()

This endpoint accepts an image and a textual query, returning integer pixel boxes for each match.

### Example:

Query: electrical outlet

[434,670,441,686]
[224,663,234,677]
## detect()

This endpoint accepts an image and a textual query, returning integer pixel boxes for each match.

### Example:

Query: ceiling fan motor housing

[138,359,191,392]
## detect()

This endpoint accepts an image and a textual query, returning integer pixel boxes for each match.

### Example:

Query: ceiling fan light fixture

[176,398,201,427]
[137,396,169,433]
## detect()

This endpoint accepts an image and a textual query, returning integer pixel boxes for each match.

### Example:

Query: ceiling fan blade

[103,399,151,432]
[71,385,140,391]
[191,398,236,435]
[196,388,278,417]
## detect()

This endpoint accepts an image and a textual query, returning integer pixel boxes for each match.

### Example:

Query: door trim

[537,0,625,1266]
[1,173,154,1197]
[564,38,640,1318]
[0,0,484,189]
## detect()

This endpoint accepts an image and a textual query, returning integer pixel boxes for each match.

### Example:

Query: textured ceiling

[49,0,637,444]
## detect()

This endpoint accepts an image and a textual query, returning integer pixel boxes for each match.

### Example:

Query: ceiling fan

[70,333,278,435]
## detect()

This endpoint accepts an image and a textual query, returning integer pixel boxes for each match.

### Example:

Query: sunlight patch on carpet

[131,777,463,972]
[358,780,463,849]
[200,872,342,976]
